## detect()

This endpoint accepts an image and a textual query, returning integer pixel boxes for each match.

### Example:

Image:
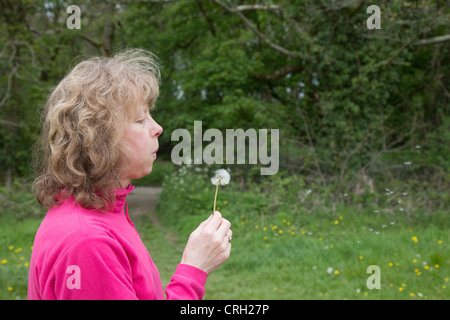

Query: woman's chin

[141,164,154,177]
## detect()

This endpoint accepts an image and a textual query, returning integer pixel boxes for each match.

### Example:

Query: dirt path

[126,186,179,245]
[126,186,163,219]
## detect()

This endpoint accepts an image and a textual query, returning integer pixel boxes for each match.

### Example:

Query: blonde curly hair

[32,48,161,213]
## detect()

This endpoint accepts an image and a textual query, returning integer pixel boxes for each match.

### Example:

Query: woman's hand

[180,211,232,274]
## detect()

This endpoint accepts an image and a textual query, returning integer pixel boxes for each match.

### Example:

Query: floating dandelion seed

[211,169,231,213]
[404,161,412,169]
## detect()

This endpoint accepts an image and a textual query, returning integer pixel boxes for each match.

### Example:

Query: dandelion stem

[213,183,219,213]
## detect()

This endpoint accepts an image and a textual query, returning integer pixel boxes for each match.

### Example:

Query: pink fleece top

[27,183,208,300]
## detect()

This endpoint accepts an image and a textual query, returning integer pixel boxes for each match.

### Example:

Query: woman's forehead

[127,91,147,115]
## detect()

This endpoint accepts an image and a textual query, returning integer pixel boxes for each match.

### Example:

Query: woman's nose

[152,119,163,138]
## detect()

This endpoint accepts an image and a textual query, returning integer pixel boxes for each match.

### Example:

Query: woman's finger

[217,218,231,237]
[204,211,222,232]
[198,213,214,229]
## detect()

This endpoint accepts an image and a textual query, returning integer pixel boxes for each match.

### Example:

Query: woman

[28,49,232,300]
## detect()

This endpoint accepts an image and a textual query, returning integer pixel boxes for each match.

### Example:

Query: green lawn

[151,202,449,300]
[0,194,448,300]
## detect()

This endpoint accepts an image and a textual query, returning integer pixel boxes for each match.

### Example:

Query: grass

[0,177,448,300]
[0,213,41,300]
[152,203,448,300]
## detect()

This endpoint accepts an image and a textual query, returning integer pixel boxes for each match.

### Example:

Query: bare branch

[251,64,303,81]
[0,64,19,109]
[196,0,216,37]
[231,4,280,12]
[382,11,445,66]
[213,0,301,59]
[0,118,27,128]
[415,34,450,46]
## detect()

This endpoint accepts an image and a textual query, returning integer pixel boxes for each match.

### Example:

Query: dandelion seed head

[211,169,231,186]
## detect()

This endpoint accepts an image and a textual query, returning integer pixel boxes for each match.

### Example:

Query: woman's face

[120,100,163,187]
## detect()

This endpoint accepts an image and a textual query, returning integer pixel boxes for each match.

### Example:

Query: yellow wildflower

[411,236,418,243]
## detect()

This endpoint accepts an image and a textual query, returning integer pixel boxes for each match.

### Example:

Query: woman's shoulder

[37,198,118,246]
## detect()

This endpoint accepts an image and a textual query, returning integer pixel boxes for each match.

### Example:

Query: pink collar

[113,183,136,226]
[58,183,136,226]
[114,182,135,196]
